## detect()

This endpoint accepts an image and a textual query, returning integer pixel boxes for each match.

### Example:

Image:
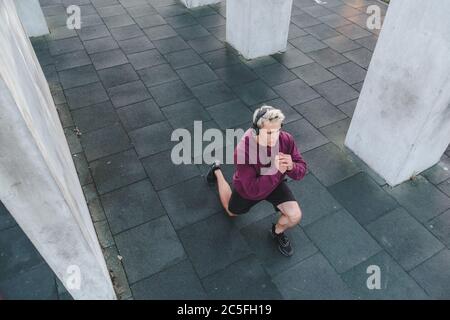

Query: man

[206,106,307,257]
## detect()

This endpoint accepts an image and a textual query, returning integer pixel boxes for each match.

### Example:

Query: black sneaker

[206,160,221,184]
[271,224,294,257]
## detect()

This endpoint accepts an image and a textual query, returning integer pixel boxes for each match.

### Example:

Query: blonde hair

[253,106,285,129]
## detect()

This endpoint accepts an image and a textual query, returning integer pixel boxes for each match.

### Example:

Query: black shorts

[228,180,296,215]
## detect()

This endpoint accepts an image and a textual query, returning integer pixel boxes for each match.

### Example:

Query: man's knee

[286,204,302,225]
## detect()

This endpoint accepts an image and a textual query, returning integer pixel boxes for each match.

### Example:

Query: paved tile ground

[2,0,450,299]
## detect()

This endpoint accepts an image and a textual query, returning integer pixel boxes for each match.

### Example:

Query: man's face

[257,121,282,147]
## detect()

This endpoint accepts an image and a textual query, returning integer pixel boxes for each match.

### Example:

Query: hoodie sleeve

[286,138,307,181]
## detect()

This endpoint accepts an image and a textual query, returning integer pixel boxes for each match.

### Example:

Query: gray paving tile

[144,24,177,40]
[155,3,188,17]
[98,63,139,89]
[82,183,106,222]
[273,79,320,106]
[313,78,359,105]
[90,49,128,70]
[165,48,203,69]
[78,24,110,41]
[176,63,218,88]
[331,4,366,17]
[197,13,226,29]
[288,174,342,226]
[110,24,145,41]
[367,207,444,271]
[0,263,58,300]
[191,80,236,107]
[422,154,450,185]
[64,127,83,154]
[304,23,341,40]
[54,50,91,71]
[131,259,206,299]
[142,150,200,191]
[240,55,278,70]
[126,4,158,18]
[294,97,347,128]
[427,209,450,248]
[134,14,166,28]
[202,255,282,299]
[319,117,351,149]
[306,209,381,273]
[118,36,155,54]
[410,249,450,299]
[149,80,193,107]
[215,64,258,87]
[90,149,146,195]
[303,142,361,186]
[233,80,279,106]
[129,121,174,157]
[96,4,127,17]
[291,62,336,86]
[343,47,372,68]
[329,61,366,84]
[108,80,151,108]
[0,226,43,281]
[65,82,109,109]
[48,37,84,56]
[382,175,450,223]
[273,252,353,299]
[355,34,378,51]
[164,13,197,29]
[283,118,329,152]
[307,47,348,68]
[56,103,74,128]
[101,179,166,235]
[274,48,314,69]
[152,36,189,54]
[138,64,179,87]
[437,179,450,197]
[291,13,321,29]
[103,14,135,28]
[188,35,224,54]
[158,176,223,230]
[207,99,252,130]
[71,101,118,133]
[201,48,240,70]
[289,35,328,53]
[323,34,361,53]
[254,63,297,86]
[115,215,186,283]
[83,37,119,54]
[337,98,358,116]
[176,24,211,41]
[127,49,166,70]
[328,172,398,225]
[80,123,131,161]
[79,13,104,27]
[116,99,165,131]
[162,99,211,128]
[178,213,251,278]
[241,215,318,277]
[302,5,334,17]
[58,64,99,89]
[288,24,308,40]
[318,13,352,28]
[341,251,428,299]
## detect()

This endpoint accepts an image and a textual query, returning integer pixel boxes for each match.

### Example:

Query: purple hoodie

[232,129,307,200]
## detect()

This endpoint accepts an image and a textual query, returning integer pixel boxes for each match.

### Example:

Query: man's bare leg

[275,201,302,234]
[214,170,237,217]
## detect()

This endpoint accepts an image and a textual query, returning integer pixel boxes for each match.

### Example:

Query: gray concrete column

[14,0,49,37]
[180,0,222,8]
[345,0,450,186]
[226,0,293,59]
[0,0,115,300]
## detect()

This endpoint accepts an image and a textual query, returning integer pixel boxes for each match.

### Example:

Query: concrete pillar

[14,0,49,37]
[180,0,222,8]
[345,0,450,186]
[226,0,293,59]
[0,0,115,300]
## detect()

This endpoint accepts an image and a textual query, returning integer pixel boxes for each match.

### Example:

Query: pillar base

[226,0,293,59]
[180,0,221,8]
